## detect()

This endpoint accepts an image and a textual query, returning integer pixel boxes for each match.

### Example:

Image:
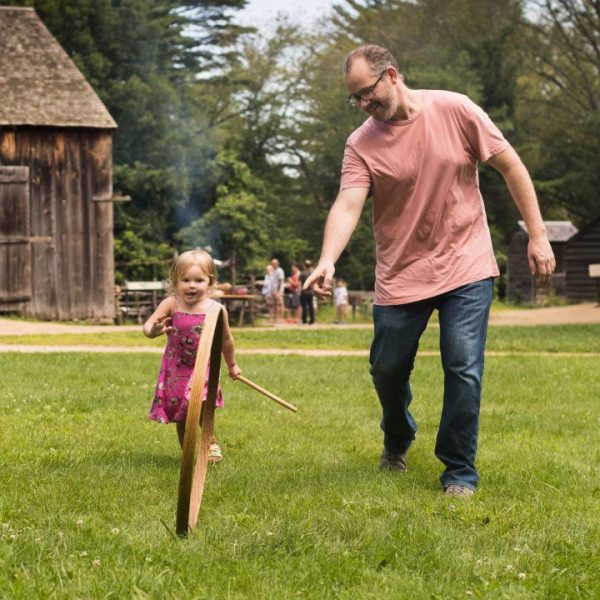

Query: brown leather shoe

[379,448,408,472]
[444,484,474,497]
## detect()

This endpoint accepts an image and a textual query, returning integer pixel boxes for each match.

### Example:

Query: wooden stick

[236,375,298,413]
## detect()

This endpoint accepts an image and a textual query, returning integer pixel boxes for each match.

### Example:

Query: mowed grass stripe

[1,345,599,358]
[0,323,599,353]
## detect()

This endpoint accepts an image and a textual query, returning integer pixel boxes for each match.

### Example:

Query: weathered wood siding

[0,127,115,320]
[507,229,532,303]
[565,217,600,302]
[0,166,31,308]
[507,230,572,304]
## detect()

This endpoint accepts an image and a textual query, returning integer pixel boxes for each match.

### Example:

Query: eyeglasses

[346,70,387,107]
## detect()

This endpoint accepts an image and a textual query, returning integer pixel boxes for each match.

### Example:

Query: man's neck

[390,87,422,121]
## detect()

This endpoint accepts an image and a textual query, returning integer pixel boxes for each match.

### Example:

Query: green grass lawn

[1,323,599,354]
[1,349,599,598]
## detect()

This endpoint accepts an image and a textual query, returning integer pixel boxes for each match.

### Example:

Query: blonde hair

[167,249,217,294]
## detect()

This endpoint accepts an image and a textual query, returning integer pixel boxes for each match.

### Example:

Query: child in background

[143,249,241,461]
[334,278,349,324]
[262,264,276,323]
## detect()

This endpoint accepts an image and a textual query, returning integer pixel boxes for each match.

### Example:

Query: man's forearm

[489,147,545,238]
[319,188,368,264]
[488,146,555,281]
[503,161,546,238]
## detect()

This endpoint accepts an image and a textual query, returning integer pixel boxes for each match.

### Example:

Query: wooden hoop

[176,303,224,537]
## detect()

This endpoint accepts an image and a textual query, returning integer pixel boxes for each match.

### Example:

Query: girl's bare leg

[177,420,221,459]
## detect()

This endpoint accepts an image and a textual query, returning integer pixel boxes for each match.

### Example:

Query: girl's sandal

[208,442,223,463]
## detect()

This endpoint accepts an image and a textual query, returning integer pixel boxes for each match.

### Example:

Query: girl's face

[176,264,210,306]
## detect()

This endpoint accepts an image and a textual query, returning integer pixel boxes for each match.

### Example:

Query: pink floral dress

[149,309,223,424]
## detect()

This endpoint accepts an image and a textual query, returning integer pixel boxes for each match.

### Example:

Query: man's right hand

[303,260,335,298]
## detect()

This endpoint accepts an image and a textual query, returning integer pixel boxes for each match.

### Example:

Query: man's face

[345,59,397,121]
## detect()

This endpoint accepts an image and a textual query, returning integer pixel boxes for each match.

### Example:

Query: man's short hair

[343,44,400,76]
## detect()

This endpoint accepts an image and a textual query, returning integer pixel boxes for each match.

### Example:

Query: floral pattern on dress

[149,311,223,424]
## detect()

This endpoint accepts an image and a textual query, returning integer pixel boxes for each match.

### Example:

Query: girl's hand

[149,314,172,337]
[228,364,242,380]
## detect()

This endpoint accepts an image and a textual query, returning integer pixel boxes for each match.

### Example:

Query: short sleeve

[340,143,372,191]
[459,96,510,163]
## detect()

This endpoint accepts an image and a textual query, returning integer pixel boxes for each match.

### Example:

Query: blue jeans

[369,278,494,490]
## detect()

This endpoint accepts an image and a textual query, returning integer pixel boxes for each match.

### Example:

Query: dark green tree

[177,151,273,284]
[518,0,600,224]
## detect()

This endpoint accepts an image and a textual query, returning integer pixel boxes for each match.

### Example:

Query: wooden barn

[0,7,118,321]
[565,216,600,303]
[507,220,578,304]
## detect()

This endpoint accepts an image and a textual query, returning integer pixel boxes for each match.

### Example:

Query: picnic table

[215,294,258,326]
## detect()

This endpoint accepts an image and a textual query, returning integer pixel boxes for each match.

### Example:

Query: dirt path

[486,303,600,326]
[0,344,598,357]
[2,303,598,357]
[0,303,599,337]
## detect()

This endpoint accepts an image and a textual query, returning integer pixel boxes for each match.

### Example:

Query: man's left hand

[528,235,556,287]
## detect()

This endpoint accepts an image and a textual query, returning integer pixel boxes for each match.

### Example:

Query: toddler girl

[143,249,241,461]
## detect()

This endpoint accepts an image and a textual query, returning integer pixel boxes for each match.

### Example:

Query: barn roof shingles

[0,7,116,129]
[517,220,578,242]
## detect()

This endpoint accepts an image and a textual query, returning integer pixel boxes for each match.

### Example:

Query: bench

[116,281,167,324]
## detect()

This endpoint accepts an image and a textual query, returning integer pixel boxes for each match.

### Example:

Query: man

[304,44,555,497]
[271,258,285,323]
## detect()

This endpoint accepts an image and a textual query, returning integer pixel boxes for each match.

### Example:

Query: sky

[236,0,337,27]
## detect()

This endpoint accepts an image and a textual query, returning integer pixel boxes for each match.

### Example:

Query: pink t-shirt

[340,90,508,305]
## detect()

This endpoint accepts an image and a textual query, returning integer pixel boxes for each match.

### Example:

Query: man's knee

[370,352,415,382]
[441,341,485,381]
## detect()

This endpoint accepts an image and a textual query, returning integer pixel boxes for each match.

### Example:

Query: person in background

[271,258,285,324]
[299,260,315,325]
[334,278,349,324]
[287,263,302,323]
[262,264,276,323]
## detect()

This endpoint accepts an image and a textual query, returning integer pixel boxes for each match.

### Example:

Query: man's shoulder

[346,117,377,147]
[425,89,477,115]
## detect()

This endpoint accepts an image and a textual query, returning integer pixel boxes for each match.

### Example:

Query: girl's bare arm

[142,296,176,338]
[220,308,241,378]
